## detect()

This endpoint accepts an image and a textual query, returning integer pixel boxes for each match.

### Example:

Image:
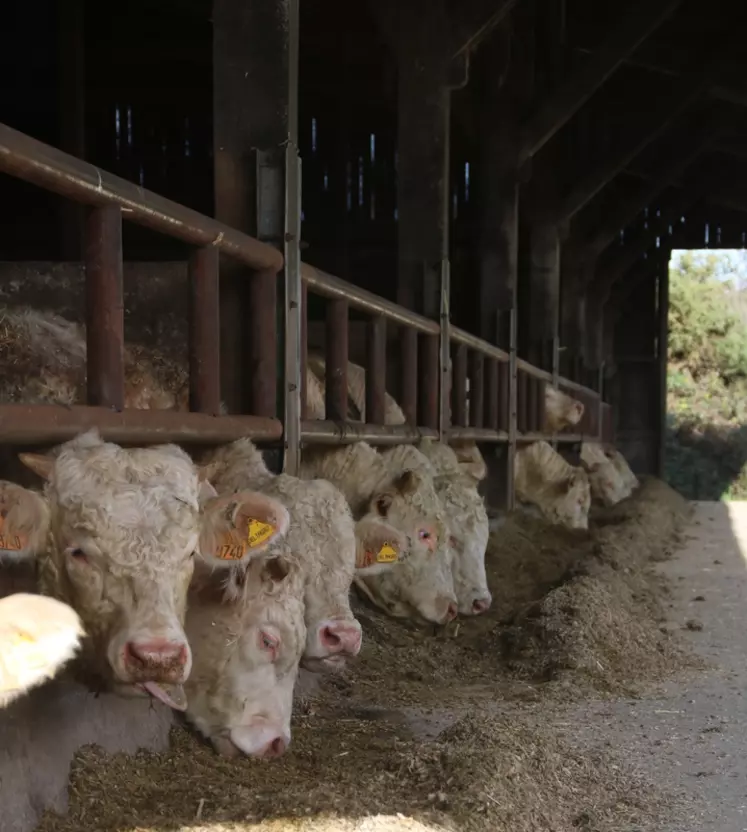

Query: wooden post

[213,0,295,418]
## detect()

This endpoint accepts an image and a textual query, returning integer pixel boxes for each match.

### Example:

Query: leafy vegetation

[666,250,747,499]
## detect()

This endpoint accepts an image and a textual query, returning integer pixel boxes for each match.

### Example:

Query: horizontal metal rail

[301,263,439,336]
[0,406,282,445]
[0,123,283,273]
[450,326,509,362]
[301,421,438,445]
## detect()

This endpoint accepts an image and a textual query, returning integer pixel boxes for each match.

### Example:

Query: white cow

[301,442,458,625]
[305,354,488,483]
[514,441,591,530]
[602,445,640,493]
[580,442,630,506]
[201,438,406,672]
[544,387,585,433]
[0,593,84,708]
[184,544,305,759]
[415,438,491,615]
[8,430,287,709]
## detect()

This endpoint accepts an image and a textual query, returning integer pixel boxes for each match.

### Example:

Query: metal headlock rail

[0,122,610,470]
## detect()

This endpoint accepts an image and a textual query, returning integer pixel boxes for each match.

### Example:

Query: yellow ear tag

[246,519,276,549]
[0,514,28,553]
[214,530,248,561]
[376,543,398,564]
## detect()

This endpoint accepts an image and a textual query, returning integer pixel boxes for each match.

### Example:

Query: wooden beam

[214,0,290,416]
[450,0,522,60]
[519,0,682,163]
[375,0,451,317]
[586,118,720,258]
[559,47,728,223]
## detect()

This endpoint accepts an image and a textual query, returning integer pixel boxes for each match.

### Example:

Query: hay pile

[38,706,666,832]
[37,478,695,832]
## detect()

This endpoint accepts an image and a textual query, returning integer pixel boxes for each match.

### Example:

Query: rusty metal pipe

[248,269,278,418]
[452,344,468,427]
[302,263,439,336]
[85,205,124,409]
[188,246,221,414]
[486,358,500,431]
[400,328,418,425]
[0,122,283,273]
[0,406,282,445]
[325,299,349,421]
[419,334,439,431]
[366,316,387,425]
[301,420,438,445]
[469,351,485,429]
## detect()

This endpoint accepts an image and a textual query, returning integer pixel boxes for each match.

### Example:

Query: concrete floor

[565,501,747,831]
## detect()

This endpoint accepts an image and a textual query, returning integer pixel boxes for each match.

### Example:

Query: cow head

[543,469,591,530]
[582,460,629,507]
[354,469,457,625]
[434,474,492,616]
[17,430,288,710]
[185,552,305,759]
[545,388,585,432]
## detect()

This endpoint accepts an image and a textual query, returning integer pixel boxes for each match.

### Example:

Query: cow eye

[258,630,279,659]
[66,546,89,563]
[418,529,431,541]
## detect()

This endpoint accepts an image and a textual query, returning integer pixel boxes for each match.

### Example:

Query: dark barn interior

[2,2,747,828]
[2,0,747,482]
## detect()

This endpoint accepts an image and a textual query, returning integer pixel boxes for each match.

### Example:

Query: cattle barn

[0,0,741,828]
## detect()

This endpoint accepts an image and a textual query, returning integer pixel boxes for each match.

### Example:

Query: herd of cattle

[0,307,639,760]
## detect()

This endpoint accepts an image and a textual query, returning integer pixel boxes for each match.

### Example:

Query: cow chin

[300,654,348,673]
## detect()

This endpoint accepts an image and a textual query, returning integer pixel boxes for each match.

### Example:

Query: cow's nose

[319,622,362,656]
[472,596,492,614]
[125,639,188,670]
[259,735,288,759]
[445,602,458,623]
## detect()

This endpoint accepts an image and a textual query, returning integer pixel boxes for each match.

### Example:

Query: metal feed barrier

[0,121,610,490]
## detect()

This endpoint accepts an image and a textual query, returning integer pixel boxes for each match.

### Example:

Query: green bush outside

[665,250,747,500]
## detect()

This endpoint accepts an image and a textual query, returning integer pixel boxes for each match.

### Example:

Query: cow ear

[19,453,55,482]
[198,491,290,569]
[393,469,419,495]
[197,460,221,483]
[0,481,50,562]
[197,479,219,505]
[373,491,393,518]
[354,518,407,575]
[260,555,291,586]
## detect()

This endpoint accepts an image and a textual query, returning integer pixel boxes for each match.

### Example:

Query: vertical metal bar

[597,362,605,440]
[325,299,349,421]
[419,333,439,430]
[469,351,484,429]
[486,358,499,431]
[536,379,546,433]
[498,360,510,432]
[282,0,301,473]
[248,269,278,417]
[85,205,124,409]
[283,161,302,470]
[527,376,538,432]
[301,281,309,421]
[657,261,669,477]
[517,371,529,434]
[366,316,387,424]
[400,328,418,425]
[552,334,560,388]
[438,258,451,439]
[507,306,518,510]
[452,344,468,427]
[188,246,221,414]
